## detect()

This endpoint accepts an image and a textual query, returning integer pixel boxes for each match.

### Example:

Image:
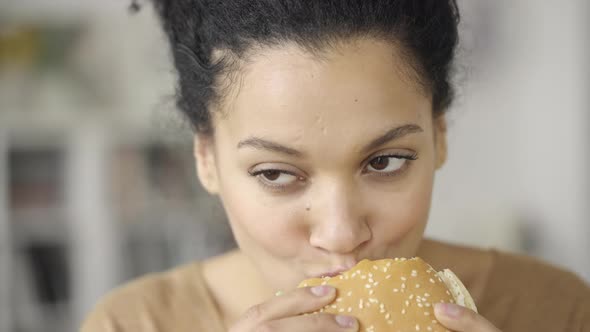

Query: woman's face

[195,38,447,292]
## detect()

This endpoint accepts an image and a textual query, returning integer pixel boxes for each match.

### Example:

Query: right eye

[248,168,305,191]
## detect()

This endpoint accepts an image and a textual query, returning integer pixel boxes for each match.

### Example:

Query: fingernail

[335,315,357,329]
[435,303,462,319]
[310,285,334,297]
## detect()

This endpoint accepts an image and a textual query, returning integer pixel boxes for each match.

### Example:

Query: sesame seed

[418,303,424,308]
[339,308,344,313]
[401,276,407,281]
[446,290,451,295]
[416,284,421,288]
[416,324,421,331]
[424,311,430,316]
[409,294,414,299]
[380,303,385,309]
[369,273,374,278]
[338,275,343,280]
[393,288,399,292]
[402,309,406,315]
[424,293,431,297]
[387,320,393,325]
[369,298,378,303]
[336,298,342,302]
[385,275,392,279]
[321,281,327,285]
[347,307,352,313]
[386,262,392,267]
[359,299,364,309]
[373,281,379,286]
[405,300,410,307]
[331,305,337,309]
[365,284,372,288]
[411,270,418,277]
[369,289,374,295]
[383,267,388,272]
[347,291,353,297]
[432,320,438,324]
[429,278,435,284]
[373,265,378,270]
[401,283,406,289]
[427,327,433,331]
[385,313,390,319]
[361,275,367,279]
[425,303,431,307]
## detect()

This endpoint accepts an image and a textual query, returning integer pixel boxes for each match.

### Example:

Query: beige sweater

[80,241,590,332]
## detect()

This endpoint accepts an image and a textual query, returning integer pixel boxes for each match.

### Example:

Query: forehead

[214,38,432,148]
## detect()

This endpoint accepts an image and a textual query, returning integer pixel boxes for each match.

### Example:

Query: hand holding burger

[298,258,501,332]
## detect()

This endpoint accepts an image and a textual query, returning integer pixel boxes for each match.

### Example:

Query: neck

[202,249,274,328]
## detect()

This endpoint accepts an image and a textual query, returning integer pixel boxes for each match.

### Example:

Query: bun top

[298,258,461,332]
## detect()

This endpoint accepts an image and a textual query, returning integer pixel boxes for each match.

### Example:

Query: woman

[82,1,590,331]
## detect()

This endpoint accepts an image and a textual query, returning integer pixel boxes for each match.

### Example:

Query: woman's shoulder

[80,261,225,332]
[421,239,590,331]
[481,247,590,331]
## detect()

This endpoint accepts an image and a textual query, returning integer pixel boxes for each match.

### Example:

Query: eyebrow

[361,124,423,153]
[237,124,423,157]
[237,137,303,157]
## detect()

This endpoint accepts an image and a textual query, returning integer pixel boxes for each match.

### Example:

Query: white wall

[427,0,590,282]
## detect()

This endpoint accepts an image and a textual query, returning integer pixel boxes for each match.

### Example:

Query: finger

[434,303,501,332]
[260,313,358,332]
[234,285,337,328]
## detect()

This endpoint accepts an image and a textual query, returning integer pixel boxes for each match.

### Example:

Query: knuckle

[308,313,324,326]
[253,322,275,332]
[244,303,265,322]
[307,313,334,330]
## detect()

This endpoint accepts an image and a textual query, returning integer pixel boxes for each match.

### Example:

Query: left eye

[366,156,406,173]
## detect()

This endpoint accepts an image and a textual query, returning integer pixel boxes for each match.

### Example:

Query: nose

[308,180,371,254]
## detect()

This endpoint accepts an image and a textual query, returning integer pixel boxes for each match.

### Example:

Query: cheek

[369,170,434,244]
[220,187,307,258]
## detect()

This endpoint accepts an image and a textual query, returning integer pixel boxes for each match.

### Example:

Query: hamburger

[298,258,477,332]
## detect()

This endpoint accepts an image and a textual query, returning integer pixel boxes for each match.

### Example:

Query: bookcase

[0,122,236,331]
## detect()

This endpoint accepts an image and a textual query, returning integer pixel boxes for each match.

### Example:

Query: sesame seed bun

[298,258,477,332]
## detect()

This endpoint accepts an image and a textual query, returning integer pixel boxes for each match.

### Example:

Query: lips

[307,258,359,279]
[310,264,357,278]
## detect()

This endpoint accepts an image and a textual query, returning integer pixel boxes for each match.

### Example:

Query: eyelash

[249,152,419,192]
[362,152,418,177]
[247,169,303,192]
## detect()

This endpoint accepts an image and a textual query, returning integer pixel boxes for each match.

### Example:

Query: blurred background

[0,0,588,331]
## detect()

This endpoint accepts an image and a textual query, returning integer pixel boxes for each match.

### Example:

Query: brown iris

[262,170,281,181]
[369,156,390,170]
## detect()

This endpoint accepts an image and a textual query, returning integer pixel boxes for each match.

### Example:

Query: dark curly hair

[136,0,460,135]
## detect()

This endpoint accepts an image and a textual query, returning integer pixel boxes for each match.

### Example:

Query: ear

[433,115,448,170]
[194,135,219,194]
